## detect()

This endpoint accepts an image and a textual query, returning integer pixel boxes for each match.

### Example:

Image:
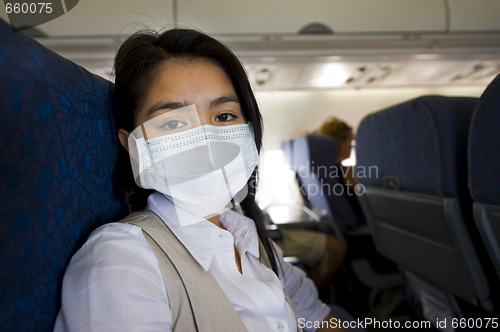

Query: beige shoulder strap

[122,211,248,332]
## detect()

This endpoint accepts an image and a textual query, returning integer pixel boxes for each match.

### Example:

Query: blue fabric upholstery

[355,95,498,311]
[469,74,500,205]
[0,19,126,331]
[469,73,500,280]
[291,134,360,233]
[281,139,293,166]
[291,135,336,222]
[356,95,477,201]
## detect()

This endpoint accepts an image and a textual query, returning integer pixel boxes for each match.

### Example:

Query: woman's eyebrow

[210,96,239,109]
[147,101,185,116]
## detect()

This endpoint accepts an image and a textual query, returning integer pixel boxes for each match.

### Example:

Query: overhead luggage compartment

[177,0,446,35]
[0,0,175,36]
[448,0,500,32]
[2,0,500,37]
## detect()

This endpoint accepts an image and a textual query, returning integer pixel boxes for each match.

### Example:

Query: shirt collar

[146,192,260,271]
[220,209,260,259]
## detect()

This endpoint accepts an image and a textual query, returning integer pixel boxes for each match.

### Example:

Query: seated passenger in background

[316,117,365,223]
[317,117,356,187]
[276,228,346,291]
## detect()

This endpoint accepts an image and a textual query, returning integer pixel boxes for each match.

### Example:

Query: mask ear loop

[247,121,255,141]
[129,123,152,188]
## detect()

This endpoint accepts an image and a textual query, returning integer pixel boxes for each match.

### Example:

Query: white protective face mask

[127,105,259,219]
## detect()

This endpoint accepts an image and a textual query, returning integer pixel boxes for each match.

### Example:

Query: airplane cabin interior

[1,0,500,331]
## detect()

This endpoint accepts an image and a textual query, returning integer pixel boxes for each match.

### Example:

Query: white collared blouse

[54,192,329,332]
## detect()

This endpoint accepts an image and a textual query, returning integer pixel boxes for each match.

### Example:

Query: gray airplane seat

[355,95,497,321]
[292,134,360,237]
[286,134,402,318]
[469,74,500,296]
[281,139,294,167]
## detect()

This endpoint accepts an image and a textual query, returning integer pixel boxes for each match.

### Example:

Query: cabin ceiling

[5,0,500,90]
[234,33,500,90]
[35,32,500,91]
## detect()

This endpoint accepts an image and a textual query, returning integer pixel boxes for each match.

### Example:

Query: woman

[54,28,348,331]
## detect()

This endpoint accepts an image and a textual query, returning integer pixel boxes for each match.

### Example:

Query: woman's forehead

[135,59,239,121]
[147,59,235,103]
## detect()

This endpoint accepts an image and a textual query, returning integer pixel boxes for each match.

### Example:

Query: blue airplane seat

[0,19,127,331]
[469,73,500,280]
[288,134,403,319]
[292,134,360,238]
[356,95,496,315]
[281,139,293,167]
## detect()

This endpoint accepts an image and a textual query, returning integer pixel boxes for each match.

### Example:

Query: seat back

[290,134,360,234]
[355,95,491,308]
[290,135,332,220]
[0,19,126,331]
[469,73,500,279]
[281,139,293,167]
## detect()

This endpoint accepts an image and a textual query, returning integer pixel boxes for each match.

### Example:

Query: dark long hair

[113,28,279,275]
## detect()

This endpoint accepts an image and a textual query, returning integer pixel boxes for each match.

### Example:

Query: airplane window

[341,146,356,167]
[256,149,303,210]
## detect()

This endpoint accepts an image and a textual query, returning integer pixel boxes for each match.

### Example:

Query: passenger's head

[113,28,263,211]
[114,28,263,150]
[317,116,354,163]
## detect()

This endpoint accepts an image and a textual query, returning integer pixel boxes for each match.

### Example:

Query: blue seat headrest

[306,134,339,171]
[291,134,339,177]
[356,95,477,198]
[469,73,500,205]
[0,18,126,330]
[281,140,293,166]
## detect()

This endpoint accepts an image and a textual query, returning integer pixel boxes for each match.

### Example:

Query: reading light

[313,63,350,88]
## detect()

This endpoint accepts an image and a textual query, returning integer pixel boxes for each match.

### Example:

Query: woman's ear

[118,129,130,152]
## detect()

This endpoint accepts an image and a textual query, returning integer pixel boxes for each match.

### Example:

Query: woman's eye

[215,113,236,122]
[163,119,186,129]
